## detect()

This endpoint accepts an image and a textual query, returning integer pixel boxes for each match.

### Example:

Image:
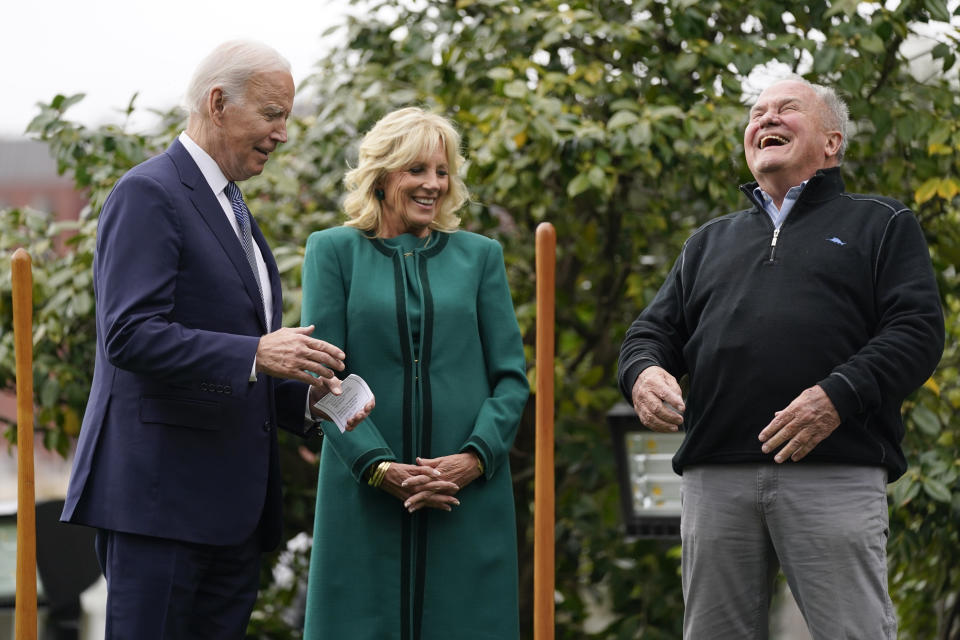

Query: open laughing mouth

[759,135,789,149]
[412,197,436,207]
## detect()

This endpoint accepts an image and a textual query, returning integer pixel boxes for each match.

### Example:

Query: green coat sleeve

[302,231,396,482]
[460,239,530,480]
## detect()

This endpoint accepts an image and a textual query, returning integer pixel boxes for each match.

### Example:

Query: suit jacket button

[200,383,208,392]
[225,386,232,395]
[263,421,271,432]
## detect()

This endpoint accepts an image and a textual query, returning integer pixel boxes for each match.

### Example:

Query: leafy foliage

[2,0,959,637]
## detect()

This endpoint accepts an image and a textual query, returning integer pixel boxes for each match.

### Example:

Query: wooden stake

[534,223,556,640]
[12,248,37,640]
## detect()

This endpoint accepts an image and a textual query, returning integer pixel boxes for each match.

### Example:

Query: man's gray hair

[762,75,850,163]
[185,40,291,117]
[809,81,849,163]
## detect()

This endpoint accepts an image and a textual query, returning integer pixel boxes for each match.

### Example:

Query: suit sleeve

[301,231,395,482]
[274,379,312,436]
[96,172,260,394]
[818,210,945,418]
[459,240,530,480]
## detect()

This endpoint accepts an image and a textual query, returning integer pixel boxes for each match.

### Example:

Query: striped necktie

[224,182,264,305]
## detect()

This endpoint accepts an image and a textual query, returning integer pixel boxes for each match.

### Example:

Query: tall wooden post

[534,223,556,640]
[12,248,38,640]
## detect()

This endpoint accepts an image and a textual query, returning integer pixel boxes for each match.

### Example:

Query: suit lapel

[167,140,269,332]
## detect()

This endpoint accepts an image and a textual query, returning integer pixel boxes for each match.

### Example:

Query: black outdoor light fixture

[606,402,683,538]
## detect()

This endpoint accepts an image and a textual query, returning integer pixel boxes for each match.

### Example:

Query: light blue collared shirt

[753,181,807,229]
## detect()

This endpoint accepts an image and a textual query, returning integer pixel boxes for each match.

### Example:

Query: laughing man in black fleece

[618,76,944,640]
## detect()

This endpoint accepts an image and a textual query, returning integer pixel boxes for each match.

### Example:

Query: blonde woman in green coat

[301,107,530,640]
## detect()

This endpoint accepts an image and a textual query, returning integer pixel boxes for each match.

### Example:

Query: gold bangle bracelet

[476,457,484,475]
[371,461,391,488]
[368,461,385,487]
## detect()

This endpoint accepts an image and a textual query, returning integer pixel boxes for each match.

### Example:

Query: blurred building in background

[0,139,85,219]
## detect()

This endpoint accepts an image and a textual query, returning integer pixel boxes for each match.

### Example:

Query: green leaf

[931,43,951,59]
[672,52,699,75]
[588,165,606,188]
[927,122,952,147]
[503,80,527,98]
[922,477,952,503]
[40,376,59,408]
[607,110,639,130]
[567,172,591,197]
[629,121,652,147]
[647,105,685,121]
[813,47,839,74]
[923,0,951,22]
[890,475,921,506]
[911,405,941,435]
[825,0,859,17]
[488,67,514,80]
[915,178,941,205]
[50,93,86,111]
[860,33,886,55]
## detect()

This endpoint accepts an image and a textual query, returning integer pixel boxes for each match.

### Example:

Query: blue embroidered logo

[827,237,846,246]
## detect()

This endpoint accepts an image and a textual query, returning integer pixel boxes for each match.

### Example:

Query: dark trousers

[95,529,261,640]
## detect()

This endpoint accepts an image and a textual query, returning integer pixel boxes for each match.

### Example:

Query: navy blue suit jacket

[62,139,309,551]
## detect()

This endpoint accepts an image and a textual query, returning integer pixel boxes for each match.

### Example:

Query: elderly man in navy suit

[61,40,373,639]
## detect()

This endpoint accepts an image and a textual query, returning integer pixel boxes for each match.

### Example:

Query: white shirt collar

[178,132,229,196]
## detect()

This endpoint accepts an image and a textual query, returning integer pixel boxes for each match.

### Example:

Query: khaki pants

[680,464,896,640]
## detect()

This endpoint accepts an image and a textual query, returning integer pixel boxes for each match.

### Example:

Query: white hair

[759,75,850,162]
[809,82,850,162]
[185,40,291,117]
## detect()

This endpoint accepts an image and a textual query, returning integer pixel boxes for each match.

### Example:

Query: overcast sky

[3,0,351,139]
[6,2,957,141]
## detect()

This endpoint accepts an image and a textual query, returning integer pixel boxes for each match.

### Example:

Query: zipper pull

[769,227,781,262]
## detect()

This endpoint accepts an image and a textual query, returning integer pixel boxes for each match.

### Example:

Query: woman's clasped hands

[377,453,483,513]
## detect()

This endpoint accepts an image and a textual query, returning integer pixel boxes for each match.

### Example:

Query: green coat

[301,226,529,640]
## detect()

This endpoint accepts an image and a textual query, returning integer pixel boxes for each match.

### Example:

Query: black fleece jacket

[618,168,944,481]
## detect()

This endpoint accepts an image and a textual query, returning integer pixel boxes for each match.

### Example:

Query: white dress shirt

[178,132,274,331]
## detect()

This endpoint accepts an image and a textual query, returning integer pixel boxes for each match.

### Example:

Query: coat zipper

[768,226,781,262]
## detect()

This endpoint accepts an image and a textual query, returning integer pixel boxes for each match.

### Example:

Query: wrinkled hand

[758,385,840,463]
[416,453,483,495]
[631,366,685,432]
[378,462,460,513]
[256,325,345,385]
[308,385,375,431]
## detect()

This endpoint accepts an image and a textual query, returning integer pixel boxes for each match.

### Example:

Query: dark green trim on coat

[353,448,394,480]
[413,253,436,640]
[388,249,415,640]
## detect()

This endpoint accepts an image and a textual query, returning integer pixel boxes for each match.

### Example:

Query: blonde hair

[343,107,469,235]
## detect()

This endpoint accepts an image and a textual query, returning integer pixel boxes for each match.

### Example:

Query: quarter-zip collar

[740,166,846,215]
[753,181,806,229]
